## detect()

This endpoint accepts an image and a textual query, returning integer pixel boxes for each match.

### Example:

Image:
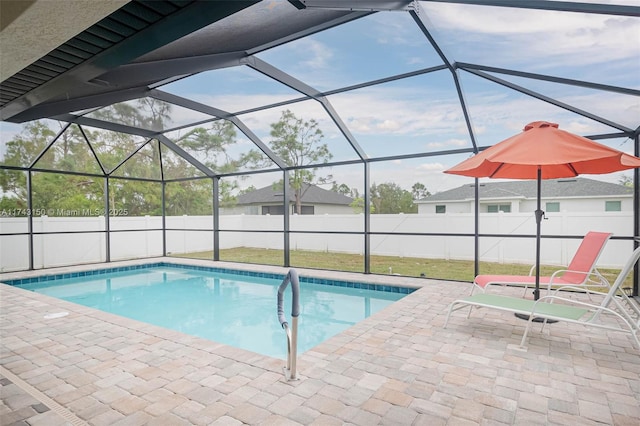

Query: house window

[435,205,446,214]
[293,205,315,215]
[487,204,511,213]
[546,202,560,212]
[605,201,621,212]
[262,205,284,215]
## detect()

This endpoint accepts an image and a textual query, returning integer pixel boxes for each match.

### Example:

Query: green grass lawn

[171,247,632,291]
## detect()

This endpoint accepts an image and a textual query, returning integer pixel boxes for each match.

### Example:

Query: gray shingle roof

[420,178,632,202]
[236,184,353,205]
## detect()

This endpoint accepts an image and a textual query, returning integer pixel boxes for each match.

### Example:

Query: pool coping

[1,259,417,295]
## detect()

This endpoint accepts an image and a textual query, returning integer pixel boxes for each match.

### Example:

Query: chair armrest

[547,269,610,287]
[552,285,608,296]
[533,294,633,326]
[586,268,609,286]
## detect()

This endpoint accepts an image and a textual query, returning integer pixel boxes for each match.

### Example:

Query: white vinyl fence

[0,212,634,272]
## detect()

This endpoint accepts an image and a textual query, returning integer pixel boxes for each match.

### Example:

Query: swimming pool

[5,263,413,358]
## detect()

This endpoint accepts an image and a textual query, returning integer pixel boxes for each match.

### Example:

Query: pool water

[13,265,408,358]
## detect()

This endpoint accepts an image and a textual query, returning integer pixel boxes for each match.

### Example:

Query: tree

[259,110,333,214]
[177,120,239,208]
[332,183,351,196]
[92,98,171,132]
[0,115,248,217]
[0,121,56,209]
[412,182,430,200]
[618,175,634,188]
[238,185,257,195]
[0,121,106,215]
[349,196,374,214]
[331,182,360,198]
[177,121,238,170]
[165,180,212,216]
[86,99,171,215]
[0,114,169,216]
[370,182,417,214]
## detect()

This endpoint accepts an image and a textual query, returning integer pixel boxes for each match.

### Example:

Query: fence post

[145,215,151,257]
[39,215,47,268]
[498,211,504,264]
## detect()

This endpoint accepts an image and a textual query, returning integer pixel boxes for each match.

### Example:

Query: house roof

[236,184,353,206]
[418,177,632,203]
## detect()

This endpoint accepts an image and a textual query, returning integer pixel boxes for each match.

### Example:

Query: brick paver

[1,258,639,425]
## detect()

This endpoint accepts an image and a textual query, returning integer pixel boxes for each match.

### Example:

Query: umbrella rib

[489,163,505,178]
[568,163,578,176]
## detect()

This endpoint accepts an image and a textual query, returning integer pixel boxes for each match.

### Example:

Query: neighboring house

[416,177,633,214]
[222,184,354,215]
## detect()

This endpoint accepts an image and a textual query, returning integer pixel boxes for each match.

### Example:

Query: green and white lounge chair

[444,246,640,350]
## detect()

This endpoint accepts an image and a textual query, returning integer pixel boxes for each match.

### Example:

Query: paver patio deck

[1,258,639,425]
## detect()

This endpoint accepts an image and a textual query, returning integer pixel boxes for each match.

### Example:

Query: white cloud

[361,152,481,193]
[346,118,372,133]
[427,138,467,149]
[417,162,446,171]
[299,39,334,70]
[377,120,401,131]
[368,11,425,47]
[330,84,467,138]
[419,1,640,71]
[407,56,426,65]
[461,89,624,142]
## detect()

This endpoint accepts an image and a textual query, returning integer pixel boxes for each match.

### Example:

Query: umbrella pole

[534,167,542,301]
[515,167,554,322]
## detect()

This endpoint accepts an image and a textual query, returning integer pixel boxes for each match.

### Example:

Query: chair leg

[519,314,536,348]
[540,317,549,332]
[444,304,455,329]
[466,305,473,319]
[467,284,480,318]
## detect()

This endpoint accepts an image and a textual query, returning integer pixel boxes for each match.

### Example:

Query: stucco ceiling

[0,0,128,82]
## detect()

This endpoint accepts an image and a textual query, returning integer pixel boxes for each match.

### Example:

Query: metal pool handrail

[277,268,300,380]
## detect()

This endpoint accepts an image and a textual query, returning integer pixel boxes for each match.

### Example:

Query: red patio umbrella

[445,121,640,300]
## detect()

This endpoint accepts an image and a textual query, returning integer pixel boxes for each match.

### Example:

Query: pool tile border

[2,261,416,295]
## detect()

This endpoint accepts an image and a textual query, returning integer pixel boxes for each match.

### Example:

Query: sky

[1,0,639,195]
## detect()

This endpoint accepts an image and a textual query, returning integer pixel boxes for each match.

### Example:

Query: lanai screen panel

[327,70,471,158]
[237,101,362,164]
[255,10,445,91]
[484,73,639,131]
[159,66,304,115]
[0,119,69,167]
[84,98,214,132]
[419,2,639,87]
[164,121,278,175]
[458,71,628,149]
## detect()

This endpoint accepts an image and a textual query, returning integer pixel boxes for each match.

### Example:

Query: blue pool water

[9,264,411,358]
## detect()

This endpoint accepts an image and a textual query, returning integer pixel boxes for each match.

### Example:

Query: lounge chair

[472,231,612,296]
[444,245,640,350]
